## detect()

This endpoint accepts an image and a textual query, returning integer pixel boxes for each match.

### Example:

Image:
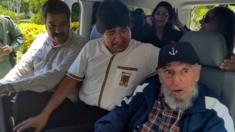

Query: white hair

[161,84,198,111]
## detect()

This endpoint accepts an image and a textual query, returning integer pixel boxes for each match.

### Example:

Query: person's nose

[55,26,62,33]
[157,15,165,20]
[113,32,122,43]
[172,74,182,86]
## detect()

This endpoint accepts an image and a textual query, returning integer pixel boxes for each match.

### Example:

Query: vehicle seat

[180,31,235,121]
[89,25,102,40]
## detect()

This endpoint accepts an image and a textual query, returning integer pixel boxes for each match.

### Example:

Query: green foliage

[0,6,19,21]
[17,22,80,62]
[71,21,80,32]
[0,0,8,8]
[228,5,235,12]
[17,23,46,62]
[30,12,44,24]
[28,0,47,13]
[71,3,80,22]
[19,19,30,23]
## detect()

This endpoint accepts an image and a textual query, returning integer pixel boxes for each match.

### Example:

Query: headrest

[180,31,228,67]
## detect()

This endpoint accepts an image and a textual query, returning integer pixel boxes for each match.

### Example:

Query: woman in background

[143,1,183,48]
[175,6,235,71]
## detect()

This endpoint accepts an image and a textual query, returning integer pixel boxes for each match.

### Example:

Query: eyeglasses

[202,15,216,24]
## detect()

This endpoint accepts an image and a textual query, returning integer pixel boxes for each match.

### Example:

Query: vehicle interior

[0,0,235,131]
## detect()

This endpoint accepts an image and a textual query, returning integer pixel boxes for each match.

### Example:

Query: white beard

[161,84,198,111]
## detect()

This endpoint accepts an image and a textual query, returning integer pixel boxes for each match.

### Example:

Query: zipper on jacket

[98,55,115,107]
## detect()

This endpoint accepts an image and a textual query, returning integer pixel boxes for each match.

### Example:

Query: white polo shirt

[67,39,159,110]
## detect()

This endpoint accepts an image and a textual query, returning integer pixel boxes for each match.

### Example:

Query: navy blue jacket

[95,76,234,132]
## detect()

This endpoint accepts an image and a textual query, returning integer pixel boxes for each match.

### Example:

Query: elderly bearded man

[95,42,234,132]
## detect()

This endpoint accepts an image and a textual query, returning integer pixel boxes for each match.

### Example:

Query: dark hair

[210,6,235,55]
[152,1,173,21]
[131,8,146,27]
[130,8,146,41]
[96,1,130,34]
[42,0,70,21]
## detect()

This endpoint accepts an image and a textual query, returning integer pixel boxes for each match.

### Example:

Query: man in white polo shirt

[13,1,160,132]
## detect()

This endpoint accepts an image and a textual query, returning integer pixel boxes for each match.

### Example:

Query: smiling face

[158,61,201,102]
[45,13,70,44]
[153,7,170,28]
[103,26,131,54]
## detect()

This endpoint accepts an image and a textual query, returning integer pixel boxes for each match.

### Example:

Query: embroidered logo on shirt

[119,72,131,87]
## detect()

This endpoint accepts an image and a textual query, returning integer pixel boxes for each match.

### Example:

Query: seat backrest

[180,31,235,121]
[89,25,102,40]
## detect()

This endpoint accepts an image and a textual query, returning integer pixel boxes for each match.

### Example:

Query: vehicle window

[129,6,152,15]
[71,2,80,32]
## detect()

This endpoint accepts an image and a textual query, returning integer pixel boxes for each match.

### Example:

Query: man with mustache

[11,1,159,131]
[0,0,86,131]
[95,42,234,132]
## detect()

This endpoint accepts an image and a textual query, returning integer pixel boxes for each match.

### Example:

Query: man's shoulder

[71,32,87,43]
[130,39,160,54]
[0,15,9,20]
[198,83,229,115]
[124,75,160,105]
[198,83,220,99]
[27,33,48,52]
[132,39,157,48]
[0,15,12,23]
[81,38,103,50]
[189,84,234,131]
[135,75,160,95]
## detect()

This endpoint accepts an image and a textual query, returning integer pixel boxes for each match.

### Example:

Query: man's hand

[1,45,13,55]
[219,55,235,71]
[13,112,49,132]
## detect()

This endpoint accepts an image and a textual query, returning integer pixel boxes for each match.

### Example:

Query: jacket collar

[143,76,161,110]
[186,84,207,114]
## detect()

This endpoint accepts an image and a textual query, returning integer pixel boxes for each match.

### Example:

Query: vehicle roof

[82,0,235,9]
[123,0,234,8]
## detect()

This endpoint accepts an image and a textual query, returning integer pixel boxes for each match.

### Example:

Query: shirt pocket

[115,66,138,88]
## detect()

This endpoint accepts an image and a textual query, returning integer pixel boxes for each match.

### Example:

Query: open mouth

[171,89,184,96]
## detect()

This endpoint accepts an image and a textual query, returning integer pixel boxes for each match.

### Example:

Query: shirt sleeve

[6,17,24,52]
[67,44,88,81]
[3,34,86,93]
[147,45,160,73]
